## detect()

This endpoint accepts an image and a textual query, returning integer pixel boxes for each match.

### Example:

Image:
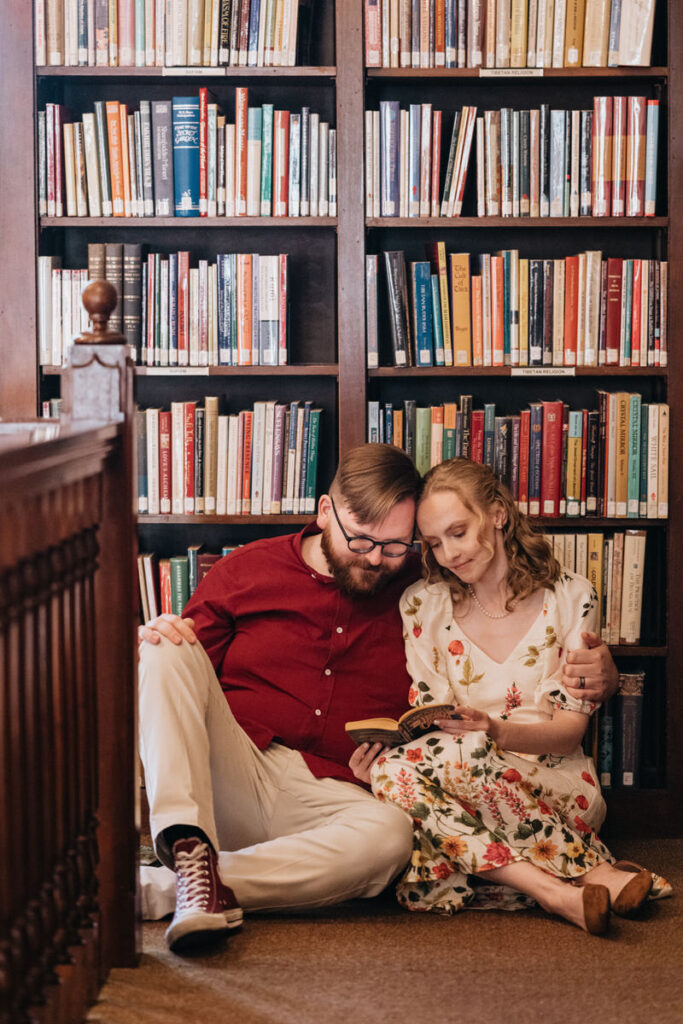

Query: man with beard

[138,443,422,952]
[138,443,619,953]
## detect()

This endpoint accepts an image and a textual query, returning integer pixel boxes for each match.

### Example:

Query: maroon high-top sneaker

[165,837,243,953]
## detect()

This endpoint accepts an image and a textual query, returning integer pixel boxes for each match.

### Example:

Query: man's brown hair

[329,443,422,525]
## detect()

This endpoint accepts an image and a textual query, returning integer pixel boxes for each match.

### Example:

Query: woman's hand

[138,613,197,646]
[349,742,389,785]
[434,706,492,734]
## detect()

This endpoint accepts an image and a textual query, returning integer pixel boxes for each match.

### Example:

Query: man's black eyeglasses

[329,496,414,558]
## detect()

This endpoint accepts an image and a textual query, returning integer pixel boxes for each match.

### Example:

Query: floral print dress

[371,571,670,914]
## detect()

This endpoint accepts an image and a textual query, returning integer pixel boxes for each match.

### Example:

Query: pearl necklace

[467,584,511,620]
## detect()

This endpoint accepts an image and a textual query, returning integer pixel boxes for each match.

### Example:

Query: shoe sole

[166,907,244,954]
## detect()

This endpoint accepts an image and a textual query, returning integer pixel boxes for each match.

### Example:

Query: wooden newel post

[64,279,141,972]
[61,279,135,426]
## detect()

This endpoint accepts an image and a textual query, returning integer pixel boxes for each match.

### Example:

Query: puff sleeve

[534,572,599,718]
[400,581,456,707]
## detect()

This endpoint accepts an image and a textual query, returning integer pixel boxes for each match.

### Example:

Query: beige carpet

[88,839,682,1024]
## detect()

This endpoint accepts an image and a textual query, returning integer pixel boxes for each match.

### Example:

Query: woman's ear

[493,506,507,530]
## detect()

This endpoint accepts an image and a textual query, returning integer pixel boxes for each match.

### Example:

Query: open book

[345,704,459,747]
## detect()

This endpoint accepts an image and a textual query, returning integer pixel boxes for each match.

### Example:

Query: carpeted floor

[88,839,682,1024]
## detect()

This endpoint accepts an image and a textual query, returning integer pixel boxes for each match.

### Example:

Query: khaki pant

[138,637,413,916]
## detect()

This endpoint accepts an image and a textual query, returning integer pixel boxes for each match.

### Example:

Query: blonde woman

[350,458,669,934]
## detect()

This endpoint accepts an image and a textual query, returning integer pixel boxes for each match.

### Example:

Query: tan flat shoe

[613,859,645,873]
[612,870,653,918]
[583,884,610,935]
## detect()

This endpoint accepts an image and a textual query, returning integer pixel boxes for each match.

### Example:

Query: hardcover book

[345,704,459,747]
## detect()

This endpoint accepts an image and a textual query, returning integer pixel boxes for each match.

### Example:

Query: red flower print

[483,842,513,868]
[448,639,464,656]
[377,756,386,766]
[502,768,522,783]
[406,748,423,763]
[575,794,589,810]
[581,771,596,787]
[413,625,422,638]
[433,863,453,880]
[573,815,591,833]
[408,687,418,704]
[503,683,523,717]
[537,800,553,816]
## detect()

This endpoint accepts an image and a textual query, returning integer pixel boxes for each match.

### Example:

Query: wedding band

[579,676,586,690]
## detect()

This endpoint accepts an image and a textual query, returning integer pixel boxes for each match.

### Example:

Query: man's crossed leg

[138,637,413,951]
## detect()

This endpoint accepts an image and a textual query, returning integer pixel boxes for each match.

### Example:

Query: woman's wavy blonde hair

[419,458,561,611]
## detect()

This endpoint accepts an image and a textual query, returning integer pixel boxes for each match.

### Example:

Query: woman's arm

[435,705,589,756]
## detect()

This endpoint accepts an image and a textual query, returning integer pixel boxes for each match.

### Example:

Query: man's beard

[320,526,400,597]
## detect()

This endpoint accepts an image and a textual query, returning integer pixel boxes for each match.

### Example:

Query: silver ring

[579,676,586,690]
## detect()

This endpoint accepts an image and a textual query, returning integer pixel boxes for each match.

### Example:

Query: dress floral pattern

[371,572,671,914]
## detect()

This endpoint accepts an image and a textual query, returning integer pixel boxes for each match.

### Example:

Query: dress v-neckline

[451,592,550,667]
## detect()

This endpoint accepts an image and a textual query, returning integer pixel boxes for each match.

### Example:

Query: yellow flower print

[442,836,468,859]
[531,839,560,862]
[565,842,583,859]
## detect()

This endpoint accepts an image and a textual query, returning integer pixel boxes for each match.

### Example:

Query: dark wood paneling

[0,0,38,417]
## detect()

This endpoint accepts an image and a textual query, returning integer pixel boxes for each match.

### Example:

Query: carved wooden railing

[0,283,139,1023]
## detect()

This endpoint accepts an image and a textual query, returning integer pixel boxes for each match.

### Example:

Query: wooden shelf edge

[367,66,667,79]
[367,216,668,228]
[138,514,311,525]
[369,366,667,377]
[534,517,666,527]
[41,216,338,228]
[36,65,337,77]
[44,364,339,377]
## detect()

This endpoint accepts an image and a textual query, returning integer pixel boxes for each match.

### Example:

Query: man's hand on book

[138,613,198,647]
[563,631,619,703]
[349,742,390,785]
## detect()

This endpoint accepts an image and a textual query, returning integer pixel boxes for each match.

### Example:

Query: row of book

[37,0,308,67]
[40,89,337,219]
[368,248,668,369]
[138,543,236,621]
[39,244,290,368]
[547,529,646,643]
[597,672,648,788]
[367,394,670,519]
[137,398,322,516]
[367,95,660,219]
[364,0,657,69]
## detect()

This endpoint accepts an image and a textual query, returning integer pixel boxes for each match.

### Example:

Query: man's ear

[317,493,332,530]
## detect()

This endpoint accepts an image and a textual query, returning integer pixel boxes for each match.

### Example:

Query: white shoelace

[175,842,212,909]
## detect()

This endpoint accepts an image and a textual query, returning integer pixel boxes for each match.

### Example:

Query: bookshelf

[0,0,681,838]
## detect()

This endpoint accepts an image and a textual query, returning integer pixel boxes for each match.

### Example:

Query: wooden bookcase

[1,0,681,837]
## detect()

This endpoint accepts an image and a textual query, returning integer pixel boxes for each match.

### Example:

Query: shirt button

[336,626,343,634]
[314,709,322,716]
[311,573,316,579]
[324,669,331,676]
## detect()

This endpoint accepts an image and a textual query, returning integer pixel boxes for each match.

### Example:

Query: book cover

[172,96,200,216]
[617,671,645,785]
[151,100,174,216]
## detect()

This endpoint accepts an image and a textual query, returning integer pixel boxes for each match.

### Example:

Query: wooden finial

[75,279,126,345]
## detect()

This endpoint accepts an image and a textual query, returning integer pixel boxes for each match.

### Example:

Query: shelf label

[479,68,544,78]
[511,367,576,377]
[162,66,226,76]
[143,366,210,375]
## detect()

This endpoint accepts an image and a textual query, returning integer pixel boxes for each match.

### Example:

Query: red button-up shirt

[183,522,421,787]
